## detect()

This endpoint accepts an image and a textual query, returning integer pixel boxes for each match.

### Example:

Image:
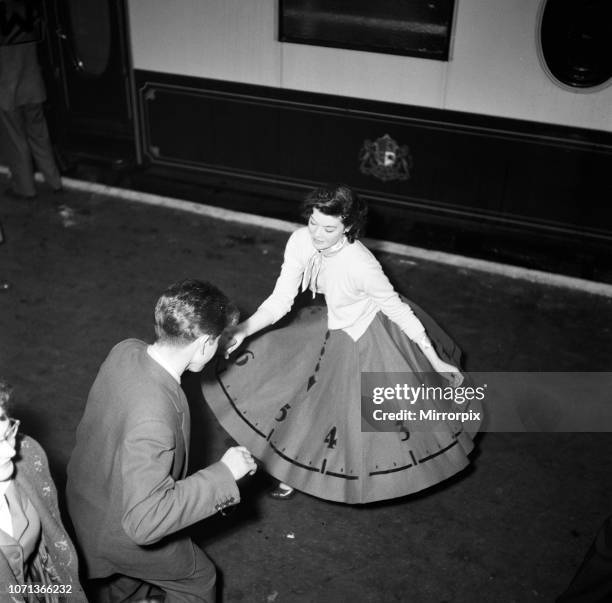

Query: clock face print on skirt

[202,303,480,504]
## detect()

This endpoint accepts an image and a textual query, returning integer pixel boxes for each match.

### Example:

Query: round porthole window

[538,0,612,89]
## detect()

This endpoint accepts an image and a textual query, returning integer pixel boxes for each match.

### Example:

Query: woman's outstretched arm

[223,306,275,356]
[352,252,464,385]
[224,229,307,356]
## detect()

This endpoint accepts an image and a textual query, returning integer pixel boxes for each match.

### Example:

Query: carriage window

[68,0,111,76]
[539,0,612,89]
[279,0,455,61]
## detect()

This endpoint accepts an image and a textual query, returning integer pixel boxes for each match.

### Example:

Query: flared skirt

[201,300,480,503]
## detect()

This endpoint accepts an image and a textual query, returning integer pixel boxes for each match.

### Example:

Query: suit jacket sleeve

[120,419,239,546]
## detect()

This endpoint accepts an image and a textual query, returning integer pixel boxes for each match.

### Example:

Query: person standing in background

[0,0,63,199]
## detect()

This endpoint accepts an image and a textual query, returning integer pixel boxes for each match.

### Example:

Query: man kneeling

[67,279,256,602]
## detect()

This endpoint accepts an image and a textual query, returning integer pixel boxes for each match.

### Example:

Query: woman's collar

[320,235,347,257]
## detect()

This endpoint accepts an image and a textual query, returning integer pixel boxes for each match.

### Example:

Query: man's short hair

[154,279,238,345]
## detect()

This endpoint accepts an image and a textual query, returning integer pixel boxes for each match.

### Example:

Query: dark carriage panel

[141,84,281,177]
[135,70,612,246]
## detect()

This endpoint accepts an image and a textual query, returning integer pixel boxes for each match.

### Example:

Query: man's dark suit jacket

[0,42,45,111]
[66,339,239,581]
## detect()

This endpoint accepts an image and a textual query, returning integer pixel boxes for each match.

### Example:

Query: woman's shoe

[268,484,296,500]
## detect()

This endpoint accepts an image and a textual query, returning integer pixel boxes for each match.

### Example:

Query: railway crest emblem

[359,134,412,182]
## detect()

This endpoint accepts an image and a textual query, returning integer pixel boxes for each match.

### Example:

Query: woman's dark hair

[301,184,368,243]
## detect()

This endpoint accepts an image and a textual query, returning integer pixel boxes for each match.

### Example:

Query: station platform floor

[1,178,612,602]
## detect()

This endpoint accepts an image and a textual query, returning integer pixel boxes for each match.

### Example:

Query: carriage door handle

[56,27,84,72]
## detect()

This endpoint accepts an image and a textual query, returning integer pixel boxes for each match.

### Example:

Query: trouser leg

[88,546,216,603]
[145,545,217,603]
[88,574,161,602]
[0,108,37,196]
[22,103,62,190]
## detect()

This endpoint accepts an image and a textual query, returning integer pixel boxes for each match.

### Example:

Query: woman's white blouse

[0,481,12,537]
[258,227,427,342]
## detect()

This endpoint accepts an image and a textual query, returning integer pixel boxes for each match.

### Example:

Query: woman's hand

[432,359,464,387]
[221,325,247,358]
[220,309,275,359]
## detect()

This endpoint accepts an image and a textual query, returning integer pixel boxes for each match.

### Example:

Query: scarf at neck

[301,236,347,298]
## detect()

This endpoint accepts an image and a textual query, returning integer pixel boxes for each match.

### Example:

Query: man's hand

[220,446,257,480]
